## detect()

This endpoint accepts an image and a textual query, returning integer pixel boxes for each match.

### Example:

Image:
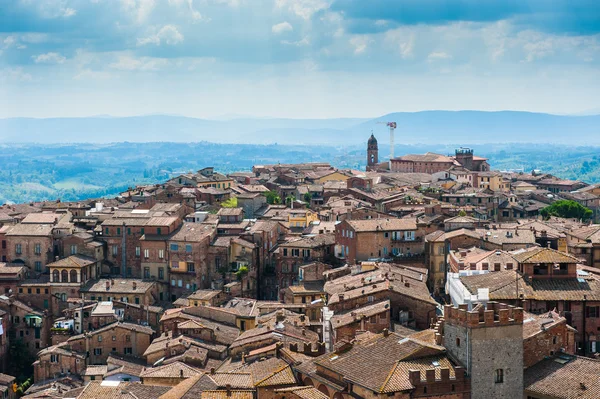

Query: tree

[303,192,312,204]
[540,200,593,221]
[265,190,281,205]
[458,210,467,217]
[7,339,35,383]
[221,197,238,208]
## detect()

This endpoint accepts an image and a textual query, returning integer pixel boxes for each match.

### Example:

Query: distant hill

[0,111,599,145]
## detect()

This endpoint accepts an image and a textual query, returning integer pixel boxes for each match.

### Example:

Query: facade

[442,302,524,399]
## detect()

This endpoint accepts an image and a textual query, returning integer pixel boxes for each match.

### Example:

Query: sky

[0,0,599,119]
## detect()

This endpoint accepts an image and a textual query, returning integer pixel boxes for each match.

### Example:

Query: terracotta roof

[5,223,54,236]
[331,300,390,328]
[524,355,600,399]
[274,386,329,399]
[80,278,155,294]
[460,269,600,301]
[228,357,296,387]
[201,391,255,399]
[382,355,457,392]
[140,361,202,379]
[170,223,215,242]
[77,381,170,399]
[522,311,566,339]
[314,332,445,393]
[47,254,97,268]
[0,373,15,385]
[345,218,417,232]
[512,247,580,264]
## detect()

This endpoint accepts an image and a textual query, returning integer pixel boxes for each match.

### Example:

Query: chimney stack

[226,385,232,397]
[132,282,137,290]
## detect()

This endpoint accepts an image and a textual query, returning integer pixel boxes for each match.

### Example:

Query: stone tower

[441,302,523,399]
[367,133,378,171]
[455,147,474,170]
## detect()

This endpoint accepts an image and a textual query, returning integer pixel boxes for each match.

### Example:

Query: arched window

[61,270,68,283]
[70,270,78,283]
[52,270,59,282]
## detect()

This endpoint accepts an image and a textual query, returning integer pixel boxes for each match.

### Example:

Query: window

[112,335,117,341]
[35,261,42,272]
[15,243,22,255]
[50,354,59,363]
[127,228,131,235]
[292,249,300,257]
[186,244,192,253]
[135,297,140,304]
[70,245,77,255]
[171,261,179,269]
[124,347,133,355]
[144,249,150,258]
[34,243,42,255]
[144,267,150,278]
[158,267,164,280]
[456,338,460,347]
[112,245,118,256]
[384,232,389,238]
[178,279,183,287]
[157,228,162,235]
[135,246,140,257]
[98,335,102,342]
[367,295,374,302]
[587,306,600,318]
[302,249,311,258]
[170,243,178,251]
[494,263,501,271]
[404,231,415,241]
[495,369,504,383]
[158,249,164,259]
[117,227,121,235]
[171,279,176,286]
[105,227,109,235]
[283,248,288,256]
[187,262,195,272]
[94,348,102,356]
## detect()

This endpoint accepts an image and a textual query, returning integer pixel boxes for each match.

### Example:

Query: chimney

[338,294,344,302]
[180,369,184,378]
[55,256,59,261]
[132,282,137,290]
[382,328,389,337]
[210,368,215,375]
[301,328,306,336]
[106,281,110,290]
[111,279,115,286]
[226,385,232,397]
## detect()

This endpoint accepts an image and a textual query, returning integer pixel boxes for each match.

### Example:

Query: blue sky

[0,0,599,118]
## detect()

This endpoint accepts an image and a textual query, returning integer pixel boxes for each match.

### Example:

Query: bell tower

[367,133,378,171]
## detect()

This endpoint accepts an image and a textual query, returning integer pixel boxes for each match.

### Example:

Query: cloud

[73,69,112,80]
[281,37,310,46]
[349,36,371,54]
[275,0,331,20]
[121,0,156,24]
[109,54,169,71]
[0,67,33,82]
[62,7,76,17]
[427,51,452,61]
[33,52,66,64]
[137,25,184,46]
[272,22,293,34]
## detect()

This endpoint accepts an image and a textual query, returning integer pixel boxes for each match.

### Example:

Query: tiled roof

[274,386,329,399]
[524,355,600,399]
[460,269,600,301]
[5,223,54,236]
[0,373,15,384]
[382,355,456,392]
[314,332,445,393]
[170,223,215,242]
[201,391,254,399]
[345,218,417,232]
[83,366,108,376]
[80,278,155,294]
[513,247,580,264]
[77,381,170,399]
[47,254,97,269]
[331,300,390,328]
[522,311,566,339]
[140,361,202,379]
[229,357,296,387]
